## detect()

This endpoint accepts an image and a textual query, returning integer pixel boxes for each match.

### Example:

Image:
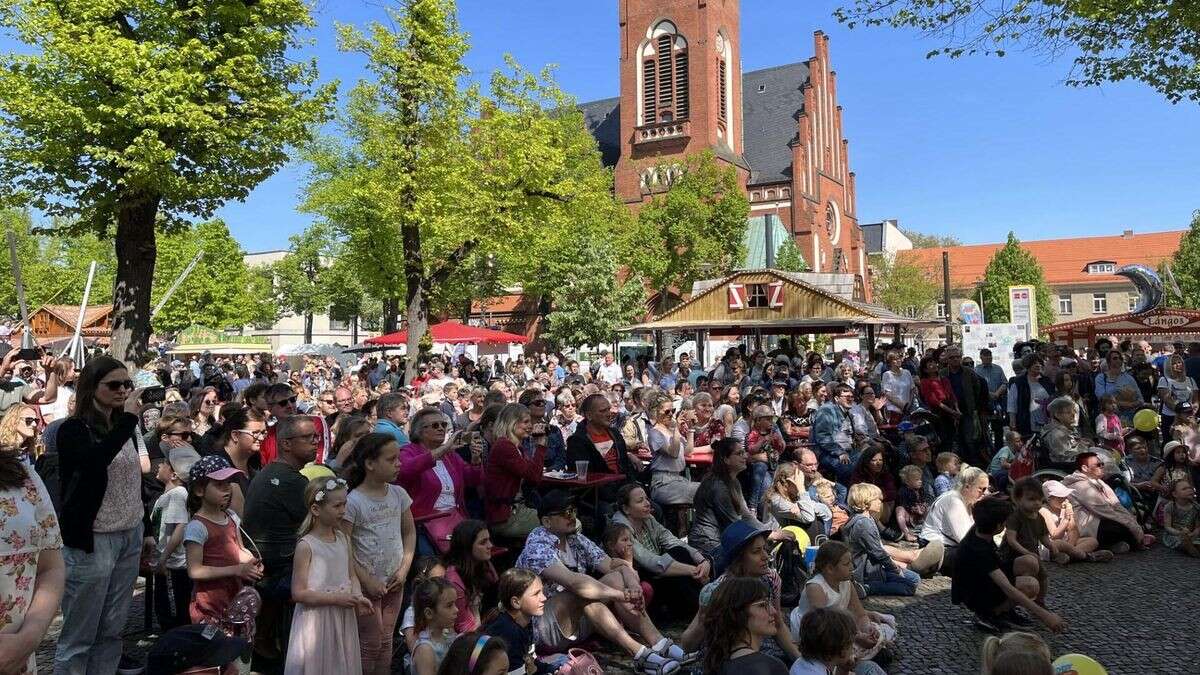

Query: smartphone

[141,386,166,405]
[15,347,42,362]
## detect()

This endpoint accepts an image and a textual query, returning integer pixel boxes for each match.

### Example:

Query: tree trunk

[384,297,400,333]
[404,282,428,382]
[109,193,162,366]
[351,315,359,345]
[304,313,314,344]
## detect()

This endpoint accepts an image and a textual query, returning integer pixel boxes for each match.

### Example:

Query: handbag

[555,648,604,675]
[421,510,466,554]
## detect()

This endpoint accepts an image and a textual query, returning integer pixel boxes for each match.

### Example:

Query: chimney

[1122,229,1133,238]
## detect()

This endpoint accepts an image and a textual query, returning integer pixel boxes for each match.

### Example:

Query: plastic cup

[804,546,819,568]
[575,460,589,481]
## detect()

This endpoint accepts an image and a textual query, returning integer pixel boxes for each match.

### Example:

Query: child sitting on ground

[1162,479,1200,558]
[410,578,460,675]
[401,558,447,660]
[789,608,886,675]
[980,631,1053,675]
[951,495,1065,634]
[790,541,895,665]
[603,522,654,605]
[895,465,930,542]
[843,484,919,597]
[986,432,1019,493]
[933,452,961,498]
[999,479,1056,605]
[812,477,850,536]
[1039,480,1109,563]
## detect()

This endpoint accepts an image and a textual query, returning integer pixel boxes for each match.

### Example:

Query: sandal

[652,638,698,665]
[635,648,680,675]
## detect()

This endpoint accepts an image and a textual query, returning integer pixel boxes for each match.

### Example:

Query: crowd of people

[0,333,1197,675]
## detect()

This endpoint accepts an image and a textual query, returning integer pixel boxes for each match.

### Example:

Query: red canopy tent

[365,320,530,346]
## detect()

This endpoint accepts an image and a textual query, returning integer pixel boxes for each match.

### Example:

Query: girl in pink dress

[285,478,373,675]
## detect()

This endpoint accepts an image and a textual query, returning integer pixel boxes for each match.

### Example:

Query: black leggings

[1096,517,1139,550]
[153,568,192,632]
[646,546,703,621]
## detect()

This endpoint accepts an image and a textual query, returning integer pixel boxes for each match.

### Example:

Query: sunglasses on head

[103,380,134,391]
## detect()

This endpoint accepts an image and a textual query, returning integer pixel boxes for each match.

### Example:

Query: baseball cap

[1163,440,1186,456]
[147,624,249,675]
[537,489,577,519]
[188,455,243,484]
[167,445,201,481]
[1042,480,1074,498]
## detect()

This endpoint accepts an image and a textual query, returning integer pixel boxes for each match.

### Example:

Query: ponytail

[214,403,252,449]
[344,432,396,490]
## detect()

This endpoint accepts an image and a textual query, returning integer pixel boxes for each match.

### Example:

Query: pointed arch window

[639,21,689,126]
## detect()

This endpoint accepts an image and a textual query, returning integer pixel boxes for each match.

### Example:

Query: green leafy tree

[873,253,940,318]
[625,152,750,312]
[978,232,1056,330]
[834,0,1200,103]
[774,237,810,273]
[902,229,962,249]
[1,209,117,318]
[270,223,339,344]
[0,0,335,362]
[303,0,619,378]
[151,220,277,334]
[1169,210,1200,307]
[544,240,647,350]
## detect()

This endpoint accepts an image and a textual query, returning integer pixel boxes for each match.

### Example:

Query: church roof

[578,61,811,185]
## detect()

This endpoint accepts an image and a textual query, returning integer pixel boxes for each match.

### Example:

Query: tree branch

[112,12,137,41]
[430,239,478,285]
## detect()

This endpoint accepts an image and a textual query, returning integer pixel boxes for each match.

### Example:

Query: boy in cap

[152,447,200,630]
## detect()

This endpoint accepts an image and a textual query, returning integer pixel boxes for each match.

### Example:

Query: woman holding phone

[483,403,547,540]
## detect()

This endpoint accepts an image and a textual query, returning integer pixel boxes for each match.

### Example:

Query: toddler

[813,478,849,536]
[986,432,1020,492]
[153,449,196,631]
[895,465,929,542]
[1038,480,1107,562]
[1094,394,1125,455]
[1162,479,1200,557]
[932,452,960,498]
[603,522,653,608]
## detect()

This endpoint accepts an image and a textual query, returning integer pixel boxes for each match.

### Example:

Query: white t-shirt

[154,486,190,570]
[39,384,73,423]
[432,461,457,512]
[881,369,914,413]
[920,490,972,545]
[1157,375,1196,416]
[344,485,413,582]
[597,362,622,384]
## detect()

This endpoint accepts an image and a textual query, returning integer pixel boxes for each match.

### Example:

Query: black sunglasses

[103,380,134,391]
[270,396,298,407]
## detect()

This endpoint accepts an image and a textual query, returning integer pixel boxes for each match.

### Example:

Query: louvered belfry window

[641,25,688,125]
[717,57,727,128]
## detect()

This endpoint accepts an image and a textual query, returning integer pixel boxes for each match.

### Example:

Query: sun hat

[716,520,772,575]
[1042,480,1073,498]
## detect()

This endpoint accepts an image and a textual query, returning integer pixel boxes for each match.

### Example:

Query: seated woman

[483,403,546,540]
[848,446,897,525]
[644,390,699,509]
[1062,451,1155,554]
[685,392,725,453]
[680,522,800,664]
[611,484,710,619]
[701,577,791,675]
[842,484,919,596]
[790,541,895,665]
[761,462,825,540]
[397,409,482,555]
[688,439,793,559]
[919,466,990,575]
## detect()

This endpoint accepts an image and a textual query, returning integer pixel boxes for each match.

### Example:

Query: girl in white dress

[789,541,896,662]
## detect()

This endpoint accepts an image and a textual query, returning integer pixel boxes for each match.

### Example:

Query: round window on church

[825,202,842,245]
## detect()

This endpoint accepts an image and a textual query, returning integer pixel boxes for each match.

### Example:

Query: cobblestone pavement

[36,547,1199,674]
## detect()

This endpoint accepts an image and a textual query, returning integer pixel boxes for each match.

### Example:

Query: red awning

[365,320,530,346]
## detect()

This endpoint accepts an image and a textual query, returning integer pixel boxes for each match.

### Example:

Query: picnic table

[540,471,626,515]
[635,448,713,467]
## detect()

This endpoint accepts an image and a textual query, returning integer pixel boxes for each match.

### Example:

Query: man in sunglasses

[257,383,328,466]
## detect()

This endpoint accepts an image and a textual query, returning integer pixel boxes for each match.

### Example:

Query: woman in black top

[701,577,789,675]
[54,355,150,674]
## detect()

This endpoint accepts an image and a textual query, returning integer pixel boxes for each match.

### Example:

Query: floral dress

[0,464,63,674]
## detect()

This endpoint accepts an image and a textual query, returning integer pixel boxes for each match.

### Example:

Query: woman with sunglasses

[54,355,151,674]
[397,409,481,523]
[187,385,220,438]
[212,403,267,515]
[0,403,40,462]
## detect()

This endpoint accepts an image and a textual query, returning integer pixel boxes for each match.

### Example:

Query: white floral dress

[0,464,63,674]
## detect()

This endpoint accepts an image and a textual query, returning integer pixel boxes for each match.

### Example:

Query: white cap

[1043,480,1073,498]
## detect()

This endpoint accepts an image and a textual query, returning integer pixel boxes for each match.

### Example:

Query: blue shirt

[975,363,1007,394]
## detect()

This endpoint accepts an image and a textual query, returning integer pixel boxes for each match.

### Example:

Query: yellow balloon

[782,526,810,550]
[1053,653,1107,675]
[1133,408,1159,432]
[300,462,336,482]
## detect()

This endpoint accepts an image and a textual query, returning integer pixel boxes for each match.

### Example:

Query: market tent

[366,320,531,346]
[1045,307,1200,349]
[278,343,346,357]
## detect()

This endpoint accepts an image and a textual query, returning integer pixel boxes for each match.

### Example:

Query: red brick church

[581,0,868,294]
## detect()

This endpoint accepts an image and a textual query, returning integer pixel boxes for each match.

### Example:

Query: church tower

[613,0,748,204]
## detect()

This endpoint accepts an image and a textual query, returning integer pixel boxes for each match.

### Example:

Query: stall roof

[366,320,530,346]
[1046,307,1200,343]
[622,269,937,333]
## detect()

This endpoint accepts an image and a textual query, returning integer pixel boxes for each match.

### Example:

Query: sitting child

[790,541,895,665]
[789,608,885,675]
[1162,479,1200,558]
[843,484,918,597]
[1038,481,1110,563]
[999,479,1055,605]
[986,431,1020,493]
[932,452,961,498]
[980,631,1053,675]
[401,558,447,660]
[951,496,1065,634]
[602,522,653,605]
[895,465,930,542]
[812,478,849,537]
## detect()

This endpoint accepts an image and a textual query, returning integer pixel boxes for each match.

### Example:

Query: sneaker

[973,615,1007,634]
[1086,550,1115,563]
[652,639,698,666]
[1110,541,1131,555]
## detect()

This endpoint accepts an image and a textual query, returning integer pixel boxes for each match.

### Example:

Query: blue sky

[38,1,1200,250]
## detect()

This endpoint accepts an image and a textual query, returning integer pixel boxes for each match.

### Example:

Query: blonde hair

[493,403,531,445]
[847,483,882,513]
[764,462,802,505]
[980,631,1053,675]
[935,451,960,472]
[0,405,36,452]
[297,478,347,538]
[812,478,836,503]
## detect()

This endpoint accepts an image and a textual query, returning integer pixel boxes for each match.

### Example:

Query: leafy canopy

[1168,210,1200,308]
[903,229,962,249]
[872,252,940,318]
[978,232,1056,329]
[834,0,1200,103]
[774,237,811,273]
[543,240,647,350]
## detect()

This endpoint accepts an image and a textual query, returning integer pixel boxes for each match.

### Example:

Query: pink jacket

[1061,471,1142,540]
[394,442,482,518]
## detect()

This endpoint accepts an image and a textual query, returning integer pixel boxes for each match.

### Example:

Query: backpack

[773,539,810,608]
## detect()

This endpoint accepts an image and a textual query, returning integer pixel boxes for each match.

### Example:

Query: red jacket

[258,415,327,467]
[482,437,546,525]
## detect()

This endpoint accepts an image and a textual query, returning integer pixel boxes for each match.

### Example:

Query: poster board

[961,323,1025,378]
[1008,286,1036,340]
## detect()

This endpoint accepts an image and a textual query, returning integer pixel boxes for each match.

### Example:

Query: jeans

[866,567,919,597]
[740,461,771,518]
[820,451,858,485]
[54,524,144,675]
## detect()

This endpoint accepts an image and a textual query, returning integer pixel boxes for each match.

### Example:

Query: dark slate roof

[577,61,810,186]
[860,222,885,254]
